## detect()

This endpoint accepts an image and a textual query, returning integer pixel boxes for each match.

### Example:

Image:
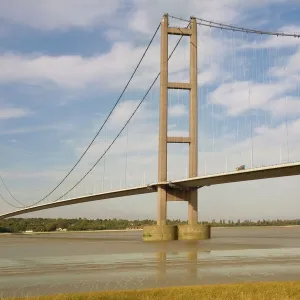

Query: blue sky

[1,0,300,221]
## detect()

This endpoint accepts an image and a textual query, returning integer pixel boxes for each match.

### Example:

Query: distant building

[56,228,67,231]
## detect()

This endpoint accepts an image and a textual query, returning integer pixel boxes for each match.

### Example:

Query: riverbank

[216,224,300,229]
[5,281,300,300]
[1,224,300,235]
[0,229,143,235]
[25,228,143,234]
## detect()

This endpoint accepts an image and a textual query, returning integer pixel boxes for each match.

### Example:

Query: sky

[1,0,300,222]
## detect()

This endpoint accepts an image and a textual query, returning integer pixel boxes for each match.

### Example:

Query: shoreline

[25,228,144,234]
[1,228,144,235]
[1,224,300,235]
[216,224,300,229]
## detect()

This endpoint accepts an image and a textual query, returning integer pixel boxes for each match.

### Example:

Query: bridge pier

[177,224,211,240]
[143,14,211,242]
[143,224,177,241]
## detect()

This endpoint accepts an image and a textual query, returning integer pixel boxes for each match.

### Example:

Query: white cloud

[76,124,158,161]
[128,0,293,35]
[104,29,126,41]
[0,49,131,89]
[0,2,243,93]
[266,96,300,117]
[198,65,222,86]
[242,26,300,49]
[215,118,300,175]
[0,106,31,120]
[0,123,73,135]
[271,50,300,79]
[0,1,252,95]
[0,0,122,30]
[108,100,140,129]
[0,42,162,90]
[0,35,224,90]
[129,0,238,35]
[209,80,293,116]
[169,104,187,117]
[107,100,158,129]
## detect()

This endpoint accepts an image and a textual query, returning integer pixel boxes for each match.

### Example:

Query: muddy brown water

[1,227,300,297]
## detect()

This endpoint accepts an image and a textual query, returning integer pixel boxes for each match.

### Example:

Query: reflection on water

[155,246,206,279]
[154,241,208,279]
[1,228,300,297]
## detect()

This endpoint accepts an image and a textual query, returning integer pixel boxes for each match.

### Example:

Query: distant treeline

[0,218,300,233]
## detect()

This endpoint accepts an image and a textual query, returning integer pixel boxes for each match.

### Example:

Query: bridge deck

[170,162,300,188]
[1,162,300,219]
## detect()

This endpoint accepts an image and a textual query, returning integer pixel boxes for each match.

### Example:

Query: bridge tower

[143,14,211,241]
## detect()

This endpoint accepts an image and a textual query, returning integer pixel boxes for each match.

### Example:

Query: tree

[45,222,57,232]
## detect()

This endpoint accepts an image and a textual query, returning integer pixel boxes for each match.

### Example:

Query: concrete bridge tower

[143,14,211,241]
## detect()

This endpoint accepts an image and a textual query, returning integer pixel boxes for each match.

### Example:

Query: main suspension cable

[169,15,300,38]
[3,23,188,209]
[52,25,190,203]
[0,175,25,207]
[1,22,162,209]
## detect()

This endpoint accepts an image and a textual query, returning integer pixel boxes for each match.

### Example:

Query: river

[1,226,300,297]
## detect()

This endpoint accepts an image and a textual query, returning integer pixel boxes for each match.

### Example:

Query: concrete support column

[188,190,198,225]
[157,14,169,226]
[188,17,198,225]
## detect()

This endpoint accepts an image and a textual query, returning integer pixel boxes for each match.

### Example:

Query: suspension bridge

[1,14,300,241]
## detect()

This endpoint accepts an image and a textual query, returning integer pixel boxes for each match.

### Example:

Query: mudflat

[1,226,300,298]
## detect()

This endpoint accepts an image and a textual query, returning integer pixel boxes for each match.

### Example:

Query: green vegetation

[4,281,300,300]
[0,217,299,233]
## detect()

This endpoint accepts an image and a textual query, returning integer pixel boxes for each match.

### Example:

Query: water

[1,227,300,297]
